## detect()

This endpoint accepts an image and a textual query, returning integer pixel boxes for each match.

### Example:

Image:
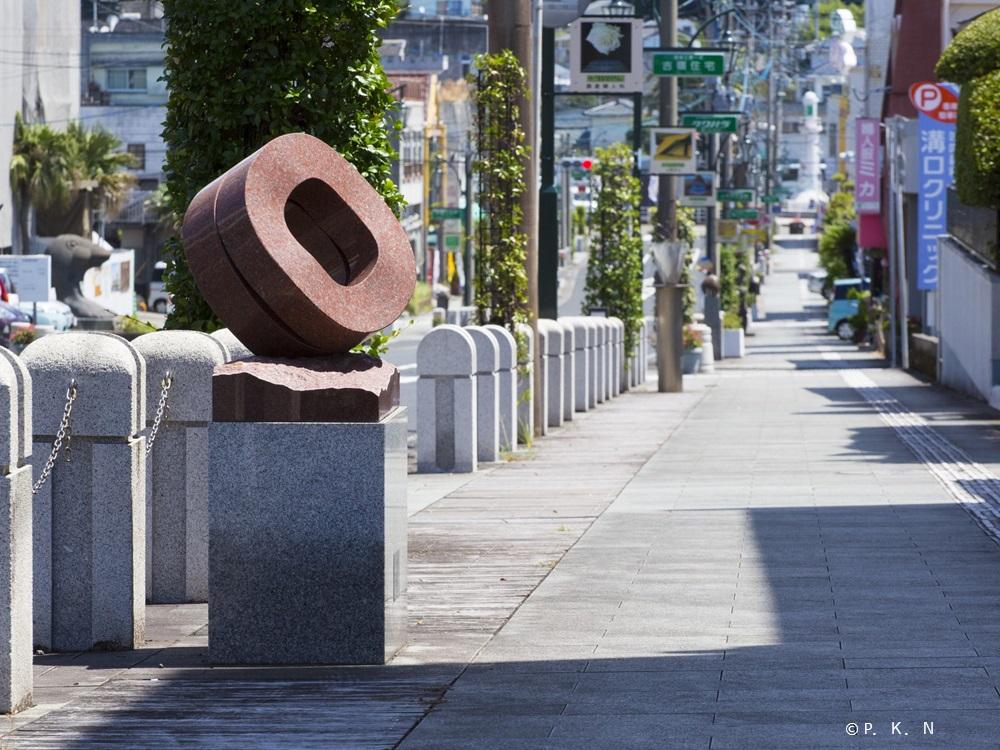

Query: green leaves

[584,142,643,358]
[935,7,1000,84]
[160,0,404,331]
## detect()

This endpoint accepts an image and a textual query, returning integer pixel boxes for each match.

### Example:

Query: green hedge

[161,0,403,331]
[935,8,1000,83]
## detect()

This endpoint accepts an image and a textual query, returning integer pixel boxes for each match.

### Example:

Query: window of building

[107,68,147,91]
[127,143,146,171]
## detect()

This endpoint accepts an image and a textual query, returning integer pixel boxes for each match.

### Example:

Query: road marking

[823,350,1000,541]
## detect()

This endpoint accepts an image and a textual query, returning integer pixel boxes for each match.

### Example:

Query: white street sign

[569,18,644,93]
[649,128,697,175]
[0,254,52,302]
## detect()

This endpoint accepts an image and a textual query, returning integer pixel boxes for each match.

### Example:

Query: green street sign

[717,188,754,203]
[680,112,740,133]
[761,194,781,204]
[431,207,464,221]
[444,234,461,250]
[775,186,794,196]
[652,50,726,77]
[729,208,759,220]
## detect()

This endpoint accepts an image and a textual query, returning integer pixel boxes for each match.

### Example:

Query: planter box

[681,349,702,374]
[722,328,745,358]
[909,333,938,381]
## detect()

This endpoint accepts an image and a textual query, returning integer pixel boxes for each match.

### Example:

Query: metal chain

[32,380,78,496]
[145,371,173,457]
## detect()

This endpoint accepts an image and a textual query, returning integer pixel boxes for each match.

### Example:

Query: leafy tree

[470,50,529,335]
[584,142,643,358]
[9,115,72,251]
[160,0,404,331]
[65,122,137,232]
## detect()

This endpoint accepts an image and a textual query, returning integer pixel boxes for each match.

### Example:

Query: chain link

[145,372,173,457]
[32,380,78,496]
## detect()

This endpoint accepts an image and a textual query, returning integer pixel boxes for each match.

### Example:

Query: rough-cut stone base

[213,354,399,423]
[208,410,408,665]
[0,466,32,714]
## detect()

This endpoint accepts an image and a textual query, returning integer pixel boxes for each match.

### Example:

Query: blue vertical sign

[910,82,958,291]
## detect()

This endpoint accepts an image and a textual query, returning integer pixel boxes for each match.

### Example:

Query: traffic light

[562,157,596,181]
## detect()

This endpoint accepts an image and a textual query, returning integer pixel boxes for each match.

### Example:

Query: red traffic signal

[581,159,593,170]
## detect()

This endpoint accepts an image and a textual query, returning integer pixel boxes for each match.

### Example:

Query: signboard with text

[680,112,740,133]
[570,19,644,93]
[678,171,716,207]
[717,188,754,203]
[0,254,51,302]
[652,49,726,77]
[431,207,464,221]
[854,118,881,215]
[729,208,759,220]
[649,128,697,175]
[909,82,958,290]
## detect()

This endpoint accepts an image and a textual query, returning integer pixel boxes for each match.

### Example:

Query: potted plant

[9,326,37,355]
[722,311,745,358]
[682,325,703,374]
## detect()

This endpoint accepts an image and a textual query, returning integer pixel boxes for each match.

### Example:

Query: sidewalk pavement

[5,246,1000,748]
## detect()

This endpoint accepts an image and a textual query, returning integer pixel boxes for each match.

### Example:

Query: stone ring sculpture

[183,132,415,357]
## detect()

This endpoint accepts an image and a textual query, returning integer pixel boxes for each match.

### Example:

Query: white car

[148,261,171,313]
[18,300,74,331]
[807,270,827,296]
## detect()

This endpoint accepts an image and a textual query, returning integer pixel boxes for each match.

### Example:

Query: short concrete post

[417,325,477,473]
[535,325,549,437]
[464,327,500,462]
[591,318,606,404]
[515,323,534,444]
[133,331,227,604]
[608,317,623,395]
[23,333,145,652]
[538,320,564,428]
[632,324,642,388]
[559,320,575,421]
[600,319,614,401]
[695,323,715,374]
[210,328,251,361]
[0,349,32,713]
[483,325,518,451]
[639,319,649,384]
[562,318,589,413]
[584,319,598,408]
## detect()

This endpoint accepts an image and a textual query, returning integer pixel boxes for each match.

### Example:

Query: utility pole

[488,0,541,434]
[656,0,678,244]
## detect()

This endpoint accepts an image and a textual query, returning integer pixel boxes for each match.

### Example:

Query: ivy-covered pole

[160,0,404,331]
[584,143,644,362]
[470,51,530,335]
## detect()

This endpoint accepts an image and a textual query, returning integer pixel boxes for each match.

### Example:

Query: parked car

[788,217,806,234]
[827,277,870,340]
[148,261,171,313]
[0,268,19,305]
[807,270,827,295]
[0,301,31,348]
[19,300,74,331]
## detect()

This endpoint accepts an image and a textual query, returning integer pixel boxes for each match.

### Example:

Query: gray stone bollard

[590,318,607,404]
[133,331,227,604]
[608,317,624,396]
[631,323,641,388]
[483,325,518,451]
[210,328,252,361]
[559,320,575,421]
[538,320,565,428]
[639,319,649,384]
[23,333,145,652]
[534,325,550,437]
[515,323,534,444]
[0,349,32,713]
[417,325,477,473]
[600,319,614,401]
[562,318,589,413]
[464,327,500,462]
[695,323,716,374]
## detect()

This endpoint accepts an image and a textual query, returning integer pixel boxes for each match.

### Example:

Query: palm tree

[65,122,137,235]
[8,113,73,252]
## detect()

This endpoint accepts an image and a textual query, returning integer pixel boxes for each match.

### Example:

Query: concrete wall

[938,236,1000,408]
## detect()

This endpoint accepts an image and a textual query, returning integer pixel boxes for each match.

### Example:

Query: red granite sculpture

[182,133,415,421]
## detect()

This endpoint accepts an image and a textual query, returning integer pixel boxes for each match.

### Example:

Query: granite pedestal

[0,349,32,713]
[22,333,146,652]
[209,411,407,665]
[133,331,228,604]
[483,325,518,451]
[608,317,623,395]
[464,327,500,463]
[417,325,477,473]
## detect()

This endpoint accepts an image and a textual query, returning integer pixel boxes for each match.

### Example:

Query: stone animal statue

[45,234,115,319]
